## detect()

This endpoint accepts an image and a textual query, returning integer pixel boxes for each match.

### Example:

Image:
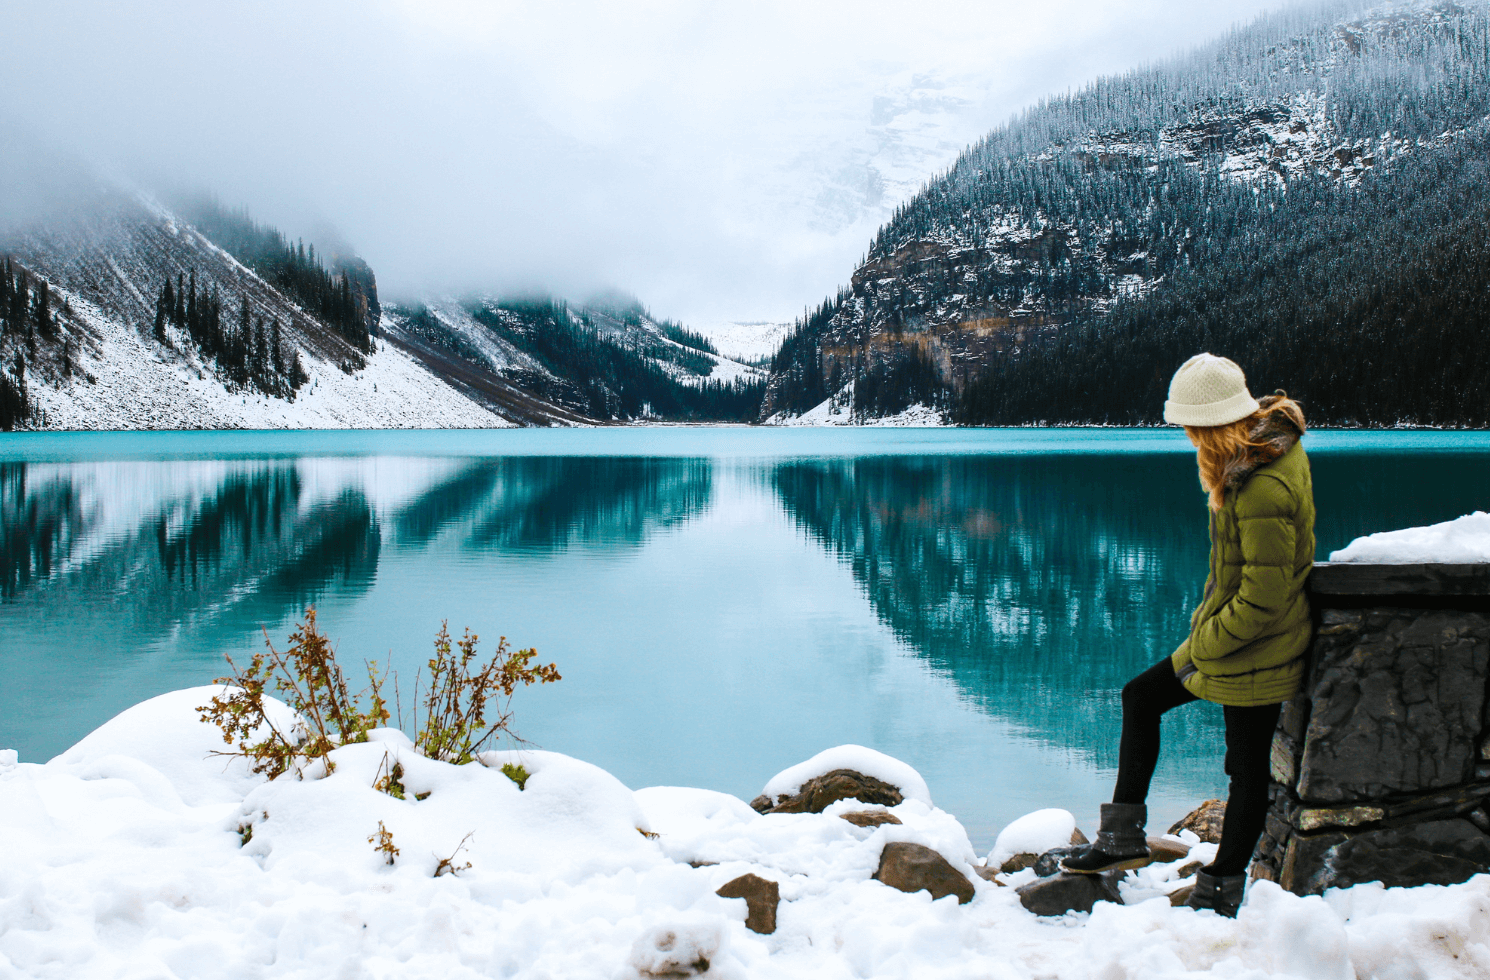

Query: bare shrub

[198,609,560,781]
[368,821,399,864]
[414,622,561,765]
[198,608,391,779]
[433,832,474,877]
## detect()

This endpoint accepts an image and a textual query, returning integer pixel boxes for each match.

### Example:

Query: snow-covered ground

[31,291,510,430]
[690,321,792,364]
[1330,511,1490,563]
[4,688,1486,979]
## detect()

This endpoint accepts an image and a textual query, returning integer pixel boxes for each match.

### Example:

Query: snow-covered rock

[1330,511,1490,563]
[761,744,932,806]
[987,808,1079,869]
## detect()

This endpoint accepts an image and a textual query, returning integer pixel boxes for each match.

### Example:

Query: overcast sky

[1,0,1285,323]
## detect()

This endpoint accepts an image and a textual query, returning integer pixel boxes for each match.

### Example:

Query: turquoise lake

[3,427,1488,848]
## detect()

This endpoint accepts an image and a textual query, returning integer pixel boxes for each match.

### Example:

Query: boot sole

[1059,855,1154,875]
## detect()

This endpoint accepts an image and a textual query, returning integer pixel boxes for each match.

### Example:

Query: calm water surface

[3,427,1488,847]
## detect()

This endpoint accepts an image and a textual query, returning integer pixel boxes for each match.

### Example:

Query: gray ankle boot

[1060,803,1152,875]
[1186,870,1246,917]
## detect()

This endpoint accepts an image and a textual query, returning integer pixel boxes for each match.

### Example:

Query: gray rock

[758,770,905,815]
[1296,611,1490,803]
[716,873,779,935]
[1032,846,1081,877]
[1284,818,1490,894]
[1016,872,1123,916]
[873,842,976,905]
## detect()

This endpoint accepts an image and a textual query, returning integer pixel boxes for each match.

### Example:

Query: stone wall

[1252,562,1490,894]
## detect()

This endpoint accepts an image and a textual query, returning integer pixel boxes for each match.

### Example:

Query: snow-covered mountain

[763,0,1490,427]
[380,295,766,423]
[0,193,764,430]
[0,191,524,429]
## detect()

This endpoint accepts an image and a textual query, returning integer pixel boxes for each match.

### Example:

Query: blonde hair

[1184,394,1306,511]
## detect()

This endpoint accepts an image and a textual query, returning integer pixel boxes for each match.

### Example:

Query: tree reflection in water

[773,454,1223,771]
[393,457,712,552]
[0,463,381,761]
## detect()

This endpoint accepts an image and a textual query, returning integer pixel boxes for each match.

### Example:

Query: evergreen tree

[34,280,51,337]
[154,279,173,342]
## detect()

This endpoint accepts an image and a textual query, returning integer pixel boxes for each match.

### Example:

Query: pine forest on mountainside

[764,0,1490,427]
[181,199,379,356]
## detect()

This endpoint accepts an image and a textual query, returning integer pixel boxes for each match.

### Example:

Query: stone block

[1015,872,1122,916]
[1379,781,1490,823]
[1296,611,1490,802]
[1294,805,1383,832]
[1278,697,1311,742]
[1271,733,1298,786]
[1281,818,1490,894]
[1316,609,1363,635]
[873,842,975,904]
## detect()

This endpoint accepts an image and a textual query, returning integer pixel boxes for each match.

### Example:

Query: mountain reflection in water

[773,454,1220,771]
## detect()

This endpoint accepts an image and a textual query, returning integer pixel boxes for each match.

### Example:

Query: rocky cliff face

[761,1,1490,422]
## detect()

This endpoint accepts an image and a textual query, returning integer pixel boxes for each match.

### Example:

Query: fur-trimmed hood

[1221,393,1306,491]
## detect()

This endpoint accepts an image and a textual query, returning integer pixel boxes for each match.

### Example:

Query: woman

[1061,353,1315,918]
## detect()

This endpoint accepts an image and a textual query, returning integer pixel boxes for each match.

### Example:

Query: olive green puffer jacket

[1170,411,1315,707]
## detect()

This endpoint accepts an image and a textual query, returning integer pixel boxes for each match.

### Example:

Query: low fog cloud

[1,0,1282,322]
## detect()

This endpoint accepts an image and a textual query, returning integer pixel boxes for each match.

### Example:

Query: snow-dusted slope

[31,291,509,429]
[690,320,792,364]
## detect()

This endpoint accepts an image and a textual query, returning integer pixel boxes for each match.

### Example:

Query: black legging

[1112,657,1281,877]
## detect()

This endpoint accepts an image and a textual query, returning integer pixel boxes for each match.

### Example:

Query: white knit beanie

[1163,353,1260,427]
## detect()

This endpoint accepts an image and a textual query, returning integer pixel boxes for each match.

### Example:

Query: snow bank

[761,743,933,806]
[987,808,1078,867]
[3,690,1489,979]
[1330,511,1490,563]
